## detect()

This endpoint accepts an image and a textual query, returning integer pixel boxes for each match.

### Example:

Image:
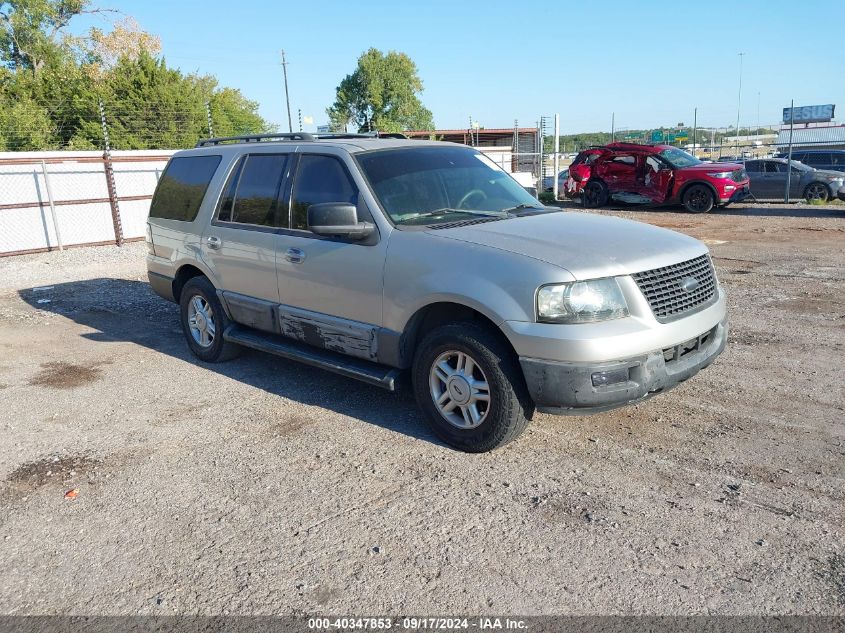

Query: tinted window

[216,158,244,223]
[805,153,832,167]
[291,155,358,230]
[765,162,785,173]
[228,154,288,227]
[150,155,221,221]
[744,160,762,173]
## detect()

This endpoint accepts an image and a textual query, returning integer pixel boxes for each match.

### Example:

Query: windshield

[658,147,702,168]
[356,146,542,225]
[789,160,811,171]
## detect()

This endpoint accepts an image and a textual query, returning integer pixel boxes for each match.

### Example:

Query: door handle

[285,247,306,263]
[206,236,221,250]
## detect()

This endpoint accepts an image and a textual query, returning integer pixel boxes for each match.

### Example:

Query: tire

[804,182,830,203]
[682,184,715,213]
[582,180,608,208]
[179,276,241,362]
[412,322,533,452]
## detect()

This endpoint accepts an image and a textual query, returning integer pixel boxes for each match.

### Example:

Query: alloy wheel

[187,294,216,348]
[428,350,491,429]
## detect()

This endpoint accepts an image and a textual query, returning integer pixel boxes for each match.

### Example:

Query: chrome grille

[632,254,717,322]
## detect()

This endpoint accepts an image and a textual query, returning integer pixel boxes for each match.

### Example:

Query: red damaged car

[573,142,750,213]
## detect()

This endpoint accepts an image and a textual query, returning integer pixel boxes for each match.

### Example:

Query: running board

[223,325,401,391]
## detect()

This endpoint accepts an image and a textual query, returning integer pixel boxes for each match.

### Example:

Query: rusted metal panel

[278,305,377,361]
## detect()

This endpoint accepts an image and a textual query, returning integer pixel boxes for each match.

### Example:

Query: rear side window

[150,155,221,221]
[805,153,831,167]
[291,155,358,231]
[216,154,289,227]
[744,160,762,173]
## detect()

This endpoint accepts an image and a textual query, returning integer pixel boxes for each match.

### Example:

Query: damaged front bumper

[519,317,727,414]
[721,185,751,204]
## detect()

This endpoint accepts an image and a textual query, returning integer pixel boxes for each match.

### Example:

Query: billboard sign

[782,104,835,124]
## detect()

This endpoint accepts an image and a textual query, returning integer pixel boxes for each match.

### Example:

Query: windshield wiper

[401,208,508,223]
[501,203,545,214]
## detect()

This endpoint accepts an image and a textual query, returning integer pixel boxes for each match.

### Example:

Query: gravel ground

[0,202,843,616]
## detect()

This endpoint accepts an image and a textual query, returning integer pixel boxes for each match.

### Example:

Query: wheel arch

[392,301,518,369]
[802,180,832,200]
[678,179,719,204]
[173,263,211,304]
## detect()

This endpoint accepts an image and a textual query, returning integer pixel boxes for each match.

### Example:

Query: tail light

[145,223,156,255]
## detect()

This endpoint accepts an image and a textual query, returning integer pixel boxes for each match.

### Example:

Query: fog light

[591,368,629,387]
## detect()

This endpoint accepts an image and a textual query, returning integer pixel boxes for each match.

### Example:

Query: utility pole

[553,114,560,201]
[298,108,303,132]
[785,99,795,203]
[281,50,293,133]
[692,107,697,157]
[611,112,615,142]
[735,52,744,158]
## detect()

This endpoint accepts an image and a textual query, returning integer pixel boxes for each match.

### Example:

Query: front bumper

[520,317,727,414]
[721,184,751,204]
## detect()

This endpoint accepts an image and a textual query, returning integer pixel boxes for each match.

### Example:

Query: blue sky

[76,0,844,133]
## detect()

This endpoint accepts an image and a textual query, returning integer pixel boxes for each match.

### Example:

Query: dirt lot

[0,202,843,616]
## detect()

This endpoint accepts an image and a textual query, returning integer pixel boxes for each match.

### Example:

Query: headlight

[536,278,629,323]
[706,171,734,179]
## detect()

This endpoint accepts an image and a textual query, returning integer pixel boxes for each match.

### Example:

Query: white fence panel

[0,150,174,255]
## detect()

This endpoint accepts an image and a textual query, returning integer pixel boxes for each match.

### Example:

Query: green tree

[0,1,273,151]
[0,0,112,74]
[328,48,433,133]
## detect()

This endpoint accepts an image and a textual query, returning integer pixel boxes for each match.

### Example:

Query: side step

[223,324,401,391]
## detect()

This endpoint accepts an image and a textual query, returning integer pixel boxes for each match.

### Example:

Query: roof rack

[196,133,315,147]
[312,132,410,140]
[195,131,410,148]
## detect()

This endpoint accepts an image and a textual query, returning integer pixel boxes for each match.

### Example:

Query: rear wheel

[179,276,241,362]
[804,182,830,203]
[412,322,533,452]
[582,180,608,208]
[682,184,715,213]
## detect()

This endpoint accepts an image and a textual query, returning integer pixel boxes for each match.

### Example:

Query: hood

[810,169,845,180]
[428,211,707,280]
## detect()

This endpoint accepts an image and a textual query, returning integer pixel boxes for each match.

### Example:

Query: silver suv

[146,133,727,452]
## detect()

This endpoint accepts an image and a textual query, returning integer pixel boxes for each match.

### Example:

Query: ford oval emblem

[680,276,700,293]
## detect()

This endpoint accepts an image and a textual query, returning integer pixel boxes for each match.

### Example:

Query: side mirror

[307,203,375,240]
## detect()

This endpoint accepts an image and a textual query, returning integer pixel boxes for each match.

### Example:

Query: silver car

[745,158,844,201]
[146,133,727,452]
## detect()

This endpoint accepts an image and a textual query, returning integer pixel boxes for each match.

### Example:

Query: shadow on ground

[19,278,442,447]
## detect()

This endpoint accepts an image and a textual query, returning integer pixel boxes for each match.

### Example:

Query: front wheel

[412,322,533,452]
[682,184,715,213]
[804,182,830,203]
